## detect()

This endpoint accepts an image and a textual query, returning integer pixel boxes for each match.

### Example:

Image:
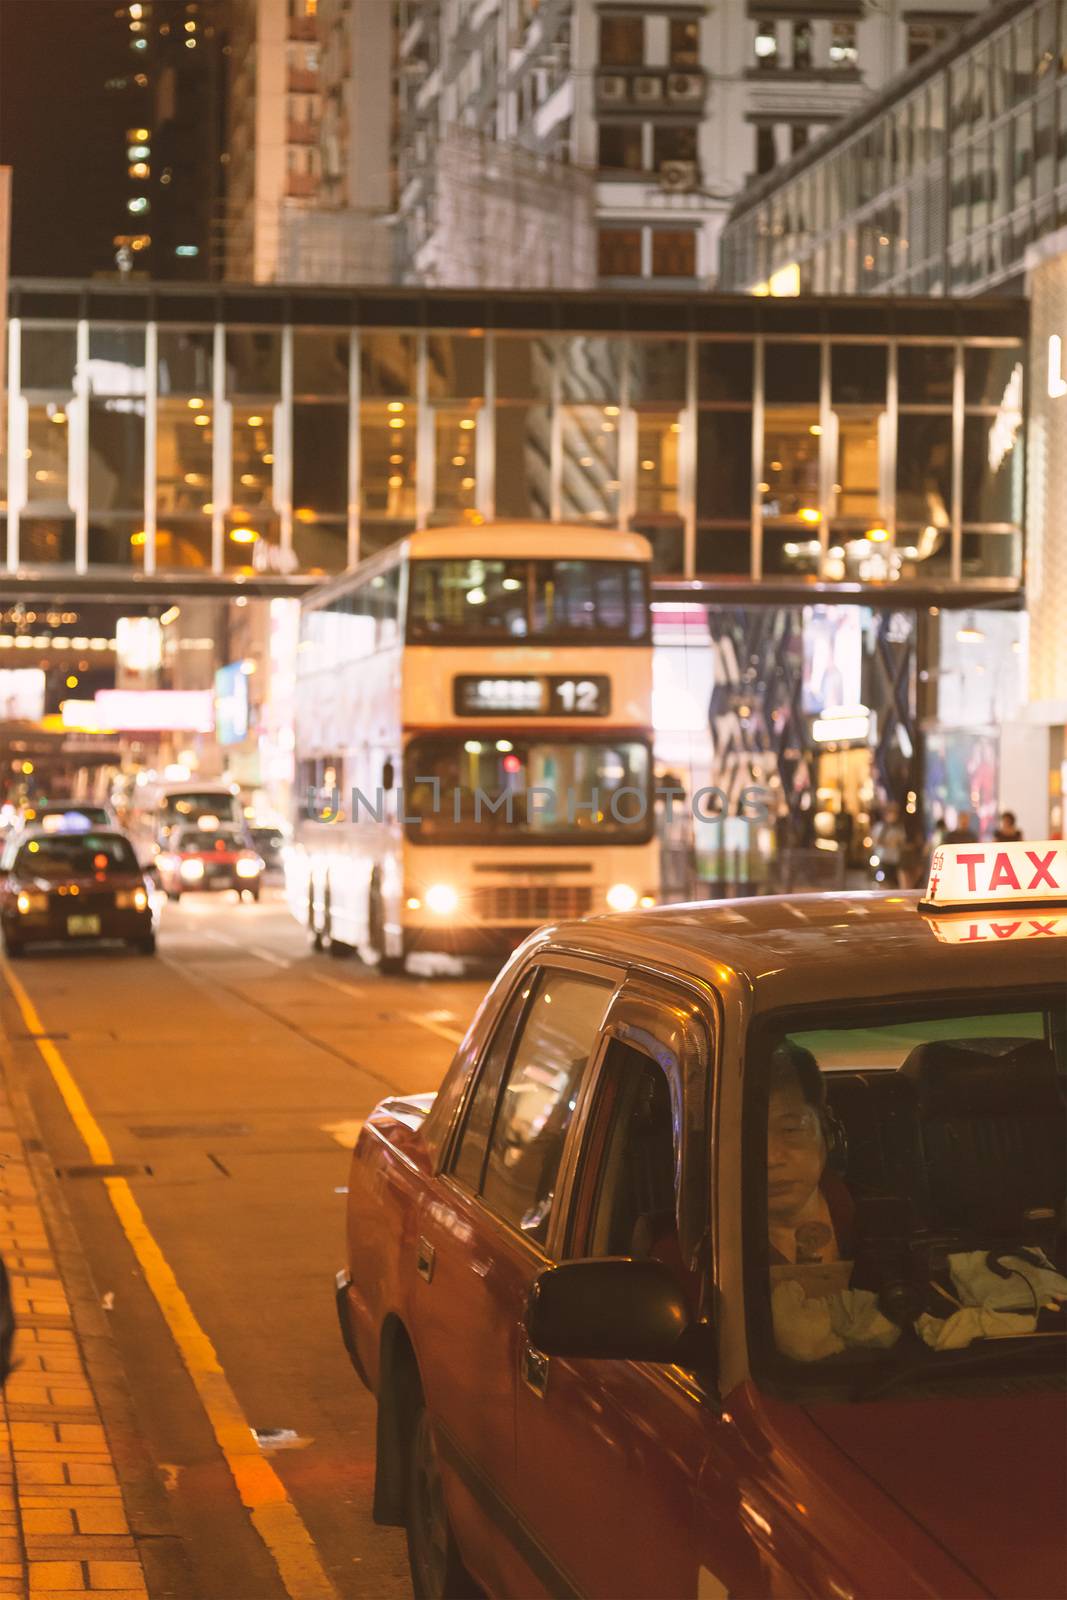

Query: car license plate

[67,915,101,936]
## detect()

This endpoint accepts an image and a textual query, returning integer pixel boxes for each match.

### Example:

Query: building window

[651,229,696,277]
[598,228,642,276]
[756,124,777,175]
[791,123,809,156]
[599,14,644,66]
[754,21,777,68]
[907,20,953,66]
[793,21,812,71]
[669,17,699,67]
[652,124,697,169]
[598,123,644,173]
[829,21,857,68]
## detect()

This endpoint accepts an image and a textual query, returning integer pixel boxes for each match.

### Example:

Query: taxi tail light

[115,888,149,911]
[525,1258,699,1365]
[16,891,47,915]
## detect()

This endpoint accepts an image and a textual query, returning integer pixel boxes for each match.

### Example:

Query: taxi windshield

[747,995,1067,1394]
[14,835,139,877]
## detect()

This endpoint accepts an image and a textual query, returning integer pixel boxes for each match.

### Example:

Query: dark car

[156,825,264,901]
[0,828,157,957]
[249,826,286,872]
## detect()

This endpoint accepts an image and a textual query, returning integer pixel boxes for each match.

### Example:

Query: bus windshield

[403,735,653,844]
[158,791,243,829]
[407,559,648,644]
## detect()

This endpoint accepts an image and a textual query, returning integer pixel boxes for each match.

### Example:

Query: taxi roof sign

[921,839,1067,911]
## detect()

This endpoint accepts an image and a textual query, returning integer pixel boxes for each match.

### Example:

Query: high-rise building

[390,0,977,290]
[221,0,325,282]
[274,0,394,283]
[109,0,227,280]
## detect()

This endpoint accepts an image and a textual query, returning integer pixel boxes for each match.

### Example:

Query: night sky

[0,0,138,278]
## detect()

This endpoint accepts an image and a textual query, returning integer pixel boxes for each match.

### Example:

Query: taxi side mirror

[526,1258,703,1365]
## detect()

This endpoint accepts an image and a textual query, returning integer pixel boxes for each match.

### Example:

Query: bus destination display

[453,674,611,718]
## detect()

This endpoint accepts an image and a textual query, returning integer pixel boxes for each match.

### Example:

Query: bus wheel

[308,888,324,952]
[368,880,405,975]
[324,890,352,959]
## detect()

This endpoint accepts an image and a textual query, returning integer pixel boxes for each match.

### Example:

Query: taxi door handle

[415,1237,435,1283]
[521,1341,548,1398]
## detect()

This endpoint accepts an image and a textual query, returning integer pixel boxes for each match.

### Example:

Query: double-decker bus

[286,523,657,969]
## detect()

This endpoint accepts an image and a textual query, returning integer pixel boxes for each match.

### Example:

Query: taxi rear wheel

[406,1404,476,1600]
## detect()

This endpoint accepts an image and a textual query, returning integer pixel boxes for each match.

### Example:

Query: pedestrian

[871,802,906,887]
[944,810,978,845]
[993,810,1022,842]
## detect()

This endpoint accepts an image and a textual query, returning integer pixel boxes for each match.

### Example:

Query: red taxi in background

[0,828,157,957]
[337,840,1067,1600]
[156,823,265,902]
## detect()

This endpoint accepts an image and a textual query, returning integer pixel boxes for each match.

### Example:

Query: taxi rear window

[15,834,138,875]
[746,993,1066,1396]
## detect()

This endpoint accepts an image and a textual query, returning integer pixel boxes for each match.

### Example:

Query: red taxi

[156,824,264,902]
[337,840,1067,1599]
[0,828,157,957]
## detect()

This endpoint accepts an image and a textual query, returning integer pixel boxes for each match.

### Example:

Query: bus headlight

[606,882,639,912]
[425,883,458,915]
[180,858,205,881]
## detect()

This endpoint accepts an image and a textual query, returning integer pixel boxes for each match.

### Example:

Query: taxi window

[451,977,533,1193]
[479,970,612,1246]
[573,1042,677,1260]
[748,997,1066,1390]
[15,834,138,875]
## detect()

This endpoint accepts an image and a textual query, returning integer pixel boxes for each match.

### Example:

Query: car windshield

[407,559,649,643]
[37,806,110,829]
[748,996,1067,1394]
[402,735,653,844]
[15,834,139,876]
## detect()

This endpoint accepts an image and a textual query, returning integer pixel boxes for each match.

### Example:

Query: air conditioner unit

[597,74,628,102]
[659,159,699,192]
[633,74,664,103]
[666,73,704,103]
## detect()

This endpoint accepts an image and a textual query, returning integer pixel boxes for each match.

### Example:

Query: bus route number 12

[551,676,608,715]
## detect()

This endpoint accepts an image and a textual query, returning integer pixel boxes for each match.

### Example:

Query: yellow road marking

[1,959,339,1600]
[320,1119,364,1149]
[309,972,465,1045]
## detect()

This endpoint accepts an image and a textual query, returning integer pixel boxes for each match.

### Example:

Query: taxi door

[513,980,758,1599]
[412,957,620,1597]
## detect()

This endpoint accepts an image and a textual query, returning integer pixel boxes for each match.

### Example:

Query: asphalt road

[0,883,491,1600]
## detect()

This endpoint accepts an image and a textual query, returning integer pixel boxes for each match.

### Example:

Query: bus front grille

[469,884,594,922]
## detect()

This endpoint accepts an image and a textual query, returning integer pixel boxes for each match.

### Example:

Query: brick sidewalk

[0,1088,150,1599]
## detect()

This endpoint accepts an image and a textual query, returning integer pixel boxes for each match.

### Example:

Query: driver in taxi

[767,1042,855,1267]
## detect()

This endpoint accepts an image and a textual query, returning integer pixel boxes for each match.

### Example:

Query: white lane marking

[321,1119,364,1148]
[198,930,291,968]
[309,971,465,1045]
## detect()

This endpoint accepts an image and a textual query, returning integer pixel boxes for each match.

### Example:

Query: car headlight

[425,883,458,915]
[606,882,639,912]
[115,888,149,910]
[235,858,261,879]
[180,857,205,881]
[16,891,47,915]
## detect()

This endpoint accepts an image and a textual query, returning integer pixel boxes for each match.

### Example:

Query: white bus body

[286,524,657,967]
